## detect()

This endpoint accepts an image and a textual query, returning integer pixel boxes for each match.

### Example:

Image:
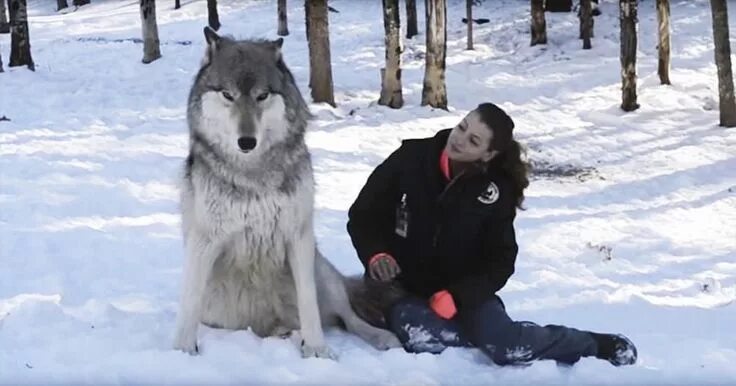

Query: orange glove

[430,290,457,319]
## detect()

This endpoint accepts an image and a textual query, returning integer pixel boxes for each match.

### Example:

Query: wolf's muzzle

[237,137,257,152]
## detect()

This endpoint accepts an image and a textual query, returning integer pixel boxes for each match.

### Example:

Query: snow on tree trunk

[620,0,639,112]
[466,0,473,50]
[530,0,547,46]
[580,0,593,49]
[710,0,736,127]
[379,0,403,109]
[406,0,418,39]
[57,0,69,11]
[305,0,335,107]
[422,0,447,110]
[140,0,161,64]
[72,0,89,6]
[277,0,289,36]
[175,0,181,10]
[657,0,671,85]
[8,0,34,71]
[208,0,220,31]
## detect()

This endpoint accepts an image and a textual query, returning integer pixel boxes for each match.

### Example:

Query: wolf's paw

[289,330,337,359]
[300,342,337,360]
[173,333,200,355]
[370,330,402,350]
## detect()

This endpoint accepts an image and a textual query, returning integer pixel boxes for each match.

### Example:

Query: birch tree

[305,0,335,107]
[379,0,403,108]
[140,0,161,64]
[710,0,736,126]
[620,0,639,111]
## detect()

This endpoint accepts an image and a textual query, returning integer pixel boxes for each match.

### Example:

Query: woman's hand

[430,290,457,319]
[368,253,401,282]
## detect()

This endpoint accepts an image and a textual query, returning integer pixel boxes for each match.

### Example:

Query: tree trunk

[277,0,289,36]
[379,0,404,109]
[72,0,89,6]
[1,0,10,34]
[466,0,473,50]
[531,0,547,46]
[710,0,736,126]
[655,0,671,85]
[580,0,593,49]
[208,0,220,31]
[620,0,639,111]
[305,0,336,107]
[140,0,161,64]
[406,0,418,39]
[175,0,180,10]
[546,0,572,12]
[8,0,34,71]
[57,0,69,11]
[0,51,4,72]
[421,0,447,109]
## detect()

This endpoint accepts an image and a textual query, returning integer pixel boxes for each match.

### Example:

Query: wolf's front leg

[287,229,336,359]
[173,232,221,354]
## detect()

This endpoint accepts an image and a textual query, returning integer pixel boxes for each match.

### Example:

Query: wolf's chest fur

[189,162,314,272]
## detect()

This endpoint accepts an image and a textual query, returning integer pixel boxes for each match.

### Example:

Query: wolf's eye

[221,91,234,102]
[256,91,270,102]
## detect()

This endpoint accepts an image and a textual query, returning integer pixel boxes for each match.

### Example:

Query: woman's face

[445,110,497,162]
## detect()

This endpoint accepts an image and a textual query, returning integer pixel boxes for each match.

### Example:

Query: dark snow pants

[386,295,598,366]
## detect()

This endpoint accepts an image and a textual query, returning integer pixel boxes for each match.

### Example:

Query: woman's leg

[459,296,600,366]
[386,296,471,354]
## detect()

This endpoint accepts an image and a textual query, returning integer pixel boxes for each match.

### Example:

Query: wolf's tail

[343,275,408,329]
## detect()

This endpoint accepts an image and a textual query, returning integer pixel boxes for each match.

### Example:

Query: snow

[1,0,735,384]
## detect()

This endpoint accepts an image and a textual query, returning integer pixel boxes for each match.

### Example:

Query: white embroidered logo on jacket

[477,182,500,204]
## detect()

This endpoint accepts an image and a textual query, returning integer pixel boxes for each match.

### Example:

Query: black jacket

[347,129,518,310]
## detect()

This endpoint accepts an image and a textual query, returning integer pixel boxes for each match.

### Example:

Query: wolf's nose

[237,137,257,152]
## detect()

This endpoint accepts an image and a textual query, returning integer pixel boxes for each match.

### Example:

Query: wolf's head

[187,27,309,159]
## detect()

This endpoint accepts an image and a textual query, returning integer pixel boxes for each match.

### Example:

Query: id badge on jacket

[395,193,409,238]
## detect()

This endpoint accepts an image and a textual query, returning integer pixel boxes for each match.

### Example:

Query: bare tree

[175,0,180,10]
[305,0,335,107]
[656,0,671,85]
[208,0,220,31]
[580,0,593,49]
[710,0,736,126]
[422,0,447,109]
[57,0,69,11]
[8,0,34,71]
[620,0,639,111]
[406,0,418,39]
[466,0,473,50]
[278,0,289,36]
[1,0,9,34]
[379,0,403,108]
[140,0,161,64]
[72,0,90,6]
[531,0,546,46]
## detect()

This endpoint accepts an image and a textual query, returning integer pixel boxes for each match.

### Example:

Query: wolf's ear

[202,26,221,67]
[204,26,221,46]
[271,38,284,61]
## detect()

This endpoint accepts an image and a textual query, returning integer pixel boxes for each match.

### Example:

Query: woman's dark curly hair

[475,103,530,209]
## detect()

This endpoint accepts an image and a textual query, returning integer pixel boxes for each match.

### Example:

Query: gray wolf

[172,27,400,358]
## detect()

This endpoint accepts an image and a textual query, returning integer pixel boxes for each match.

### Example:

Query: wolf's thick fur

[172,28,400,358]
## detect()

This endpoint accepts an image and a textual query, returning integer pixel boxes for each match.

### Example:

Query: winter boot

[591,333,637,366]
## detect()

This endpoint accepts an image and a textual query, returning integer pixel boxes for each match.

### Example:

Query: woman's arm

[347,147,404,271]
[446,178,519,309]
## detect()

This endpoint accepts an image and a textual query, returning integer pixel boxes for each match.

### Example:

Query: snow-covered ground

[1,0,735,384]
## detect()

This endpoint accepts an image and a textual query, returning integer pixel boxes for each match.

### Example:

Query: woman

[347,103,637,367]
